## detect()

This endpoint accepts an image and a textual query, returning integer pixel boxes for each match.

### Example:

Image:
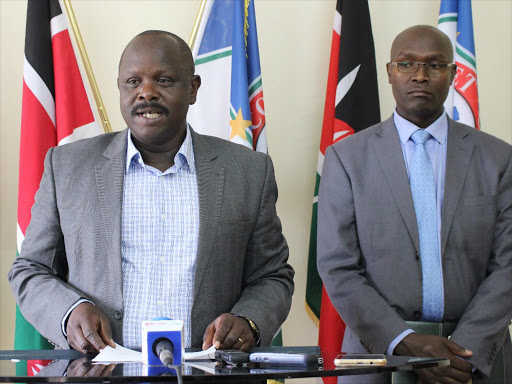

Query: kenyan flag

[16,0,102,375]
[305,0,380,381]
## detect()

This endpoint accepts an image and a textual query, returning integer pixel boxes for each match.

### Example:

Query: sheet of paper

[184,361,217,374]
[92,343,142,363]
[91,344,216,363]
[184,346,216,361]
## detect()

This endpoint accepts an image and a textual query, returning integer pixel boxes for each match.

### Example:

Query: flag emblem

[188,0,267,153]
[438,0,480,129]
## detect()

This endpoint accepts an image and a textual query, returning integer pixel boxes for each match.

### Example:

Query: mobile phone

[249,352,319,365]
[334,353,387,367]
[214,350,250,365]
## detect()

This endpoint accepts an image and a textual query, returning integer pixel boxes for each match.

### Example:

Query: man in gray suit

[317,25,512,384]
[9,31,294,354]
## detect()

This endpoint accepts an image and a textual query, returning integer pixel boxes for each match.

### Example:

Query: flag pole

[61,0,112,133]
[188,0,208,47]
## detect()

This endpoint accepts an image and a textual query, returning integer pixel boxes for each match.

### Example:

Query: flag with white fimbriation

[305,1,380,381]
[16,0,103,375]
[438,0,480,129]
[188,0,267,153]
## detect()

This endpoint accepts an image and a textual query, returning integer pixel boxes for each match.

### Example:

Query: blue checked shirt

[122,126,199,350]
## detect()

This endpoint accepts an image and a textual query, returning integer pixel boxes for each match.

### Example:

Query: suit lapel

[95,129,127,294]
[440,120,474,256]
[370,117,420,251]
[190,130,225,301]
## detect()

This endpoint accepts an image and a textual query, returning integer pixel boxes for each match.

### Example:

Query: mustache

[131,102,170,116]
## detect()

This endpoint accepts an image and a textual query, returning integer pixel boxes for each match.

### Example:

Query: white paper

[184,361,217,374]
[92,343,143,363]
[92,343,216,363]
[184,346,216,361]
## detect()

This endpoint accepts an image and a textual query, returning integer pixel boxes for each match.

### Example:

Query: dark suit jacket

[317,116,512,380]
[9,128,294,349]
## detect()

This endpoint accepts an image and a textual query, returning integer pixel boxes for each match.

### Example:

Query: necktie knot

[411,129,431,145]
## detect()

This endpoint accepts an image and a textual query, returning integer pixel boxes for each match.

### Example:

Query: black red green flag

[16,0,102,375]
[305,0,380,380]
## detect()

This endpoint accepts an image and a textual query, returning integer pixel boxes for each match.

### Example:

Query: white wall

[1,0,511,351]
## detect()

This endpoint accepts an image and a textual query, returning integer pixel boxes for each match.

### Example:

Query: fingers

[418,367,472,384]
[395,333,473,384]
[212,314,235,349]
[202,313,255,351]
[98,318,116,349]
[446,339,473,358]
[66,302,113,353]
[67,357,116,378]
[202,322,215,350]
[448,355,473,373]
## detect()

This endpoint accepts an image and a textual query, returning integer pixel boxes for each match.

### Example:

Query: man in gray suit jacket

[9,31,294,354]
[318,25,512,384]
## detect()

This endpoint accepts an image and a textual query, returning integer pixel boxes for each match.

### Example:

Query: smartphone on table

[250,352,320,365]
[214,350,250,365]
[334,353,387,367]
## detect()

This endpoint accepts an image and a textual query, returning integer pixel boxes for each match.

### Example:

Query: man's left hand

[202,313,254,351]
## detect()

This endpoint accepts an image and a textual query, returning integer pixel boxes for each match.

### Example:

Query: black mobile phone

[214,350,250,365]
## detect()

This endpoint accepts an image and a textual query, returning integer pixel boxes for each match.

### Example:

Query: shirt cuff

[387,329,415,355]
[62,299,95,337]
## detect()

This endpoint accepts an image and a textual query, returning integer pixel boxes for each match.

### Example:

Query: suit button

[413,311,422,319]
[415,252,420,259]
[114,309,123,320]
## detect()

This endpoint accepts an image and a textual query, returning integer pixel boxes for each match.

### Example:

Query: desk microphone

[153,337,175,368]
[142,318,183,367]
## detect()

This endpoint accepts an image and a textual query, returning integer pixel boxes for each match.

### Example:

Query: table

[0,348,449,383]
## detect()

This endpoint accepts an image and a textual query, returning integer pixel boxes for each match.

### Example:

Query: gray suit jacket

[317,116,512,379]
[9,128,294,349]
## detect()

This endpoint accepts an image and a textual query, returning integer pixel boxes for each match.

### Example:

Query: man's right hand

[67,357,116,377]
[395,333,473,384]
[66,302,115,353]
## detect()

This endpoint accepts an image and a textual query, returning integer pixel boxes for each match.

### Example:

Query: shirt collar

[393,109,448,146]
[126,124,196,173]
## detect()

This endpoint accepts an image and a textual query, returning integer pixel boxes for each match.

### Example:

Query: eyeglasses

[389,61,455,75]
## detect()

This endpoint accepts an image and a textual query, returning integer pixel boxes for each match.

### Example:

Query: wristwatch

[242,316,261,344]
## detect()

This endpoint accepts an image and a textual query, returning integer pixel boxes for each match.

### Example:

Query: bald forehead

[390,25,453,62]
[121,34,178,64]
[119,33,194,77]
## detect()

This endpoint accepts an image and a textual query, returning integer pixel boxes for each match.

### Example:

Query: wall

[1,0,511,352]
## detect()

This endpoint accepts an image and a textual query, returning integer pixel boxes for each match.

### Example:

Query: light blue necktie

[410,129,443,322]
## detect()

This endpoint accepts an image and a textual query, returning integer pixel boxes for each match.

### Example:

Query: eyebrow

[394,52,449,61]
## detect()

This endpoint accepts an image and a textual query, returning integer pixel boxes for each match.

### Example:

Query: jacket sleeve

[317,145,411,353]
[229,155,295,346]
[9,147,84,349]
[449,147,512,376]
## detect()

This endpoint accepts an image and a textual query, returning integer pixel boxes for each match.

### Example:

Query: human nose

[411,63,429,81]
[138,80,159,101]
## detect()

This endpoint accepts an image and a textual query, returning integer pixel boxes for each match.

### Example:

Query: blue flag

[188,0,267,152]
[438,0,480,129]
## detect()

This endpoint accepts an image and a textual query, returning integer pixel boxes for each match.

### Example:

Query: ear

[449,64,457,85]
[189,75,201,105]
[386,63,392,84]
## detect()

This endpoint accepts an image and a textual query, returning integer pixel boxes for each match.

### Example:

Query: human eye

[428,63,442,71]
[398,62,414,68]
[157,77,174,85]
[126,78,140,86]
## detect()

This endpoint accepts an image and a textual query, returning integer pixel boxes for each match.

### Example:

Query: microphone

[142,318,184,367]
[154,337,175,368]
